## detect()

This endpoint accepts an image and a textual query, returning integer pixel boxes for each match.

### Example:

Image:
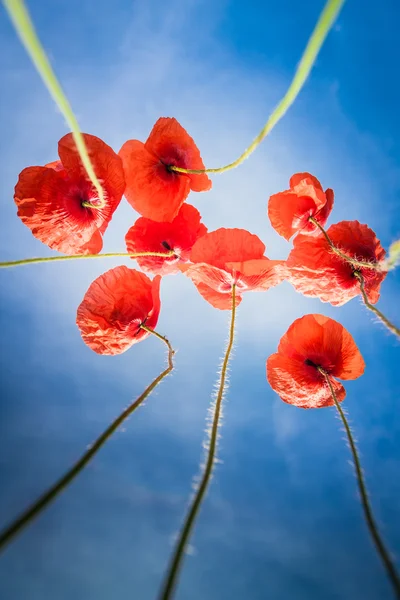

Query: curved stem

[309,217,382,271]
[3,0,105,208]
[0,250,175,269]
[354,272,400,338]
[0,328,174,554]
[158,285,237,600]
[319,369,400,598]
[169,0,345,176]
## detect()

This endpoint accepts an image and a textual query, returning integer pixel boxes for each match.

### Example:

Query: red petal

[14,166,103,254]
[194,281,243,310]
[76,267,161,355]
[226,258,287,291]
[267,352,346,409]
[125,203,207,275]
[287,221,386,306]
[145,117,211,193]
[277,314,365,380]
[191,228,266,270]
[58,133,125,217]
[289,172,326,209]
[268,192,316,240]
[119,139,190,222]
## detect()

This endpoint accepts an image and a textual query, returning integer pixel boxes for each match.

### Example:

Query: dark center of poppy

[161,241,172,250]
[305,358,319,368]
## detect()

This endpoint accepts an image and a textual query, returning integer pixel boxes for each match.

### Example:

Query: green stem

[309,217,381,271]
[354,272,400,339]
[319,369,400,599]
[158,285,237,600]
[0,327,174,554]
[170,0,345,175]
[0,250,175,269]
[382,240,400,271]
[3,0,105,209]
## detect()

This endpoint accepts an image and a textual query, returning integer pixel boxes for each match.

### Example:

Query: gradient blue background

[0,1,399,598]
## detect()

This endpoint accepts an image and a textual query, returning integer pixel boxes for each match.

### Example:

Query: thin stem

[3,0,105,209]
[0,250,175,269]
[158,285,237,600]
[309,217,381,271]
[319,368,400,599]
[354,272,400,339]
[0,328,174,554]
[169,0,345,176]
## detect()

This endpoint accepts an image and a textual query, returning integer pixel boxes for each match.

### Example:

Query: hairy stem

[169,0,345,175]
[354,272,400,338]
[3,0,105,208]
[0,250,175,269]
[309,217,381,271]
[319,368,400,598]
[0,328,174,553]
[158,285,237,600]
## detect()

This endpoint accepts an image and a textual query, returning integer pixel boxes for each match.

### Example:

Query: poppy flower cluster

[7,114,400,600]
[268,172,388,307]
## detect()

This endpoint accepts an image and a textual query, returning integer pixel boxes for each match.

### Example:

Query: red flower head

[267,314,365,409]
[125,203,207,276]
[14,133,125,255]
[287,220,386,306]
[268,172,334,240]
[119,117,212,223]
[76,266,161,355]
[181,228,287,310]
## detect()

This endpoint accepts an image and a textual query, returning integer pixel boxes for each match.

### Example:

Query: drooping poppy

[125,203,207,275]
[181,228,287,309]
[76,266,161,355]
[287,220,386,306]
[119,117,212,223]
[267,314,365,409]
[14,133,125,255]
[268,172,334,240]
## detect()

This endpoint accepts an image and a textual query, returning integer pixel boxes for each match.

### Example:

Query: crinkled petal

[289,172,327,209]
[125,203,207,275]
[287,221,386,306]
[194,281,242,310]
[76,267,161,355]
[226,258,287,291]
[278,314,365,379]
[268,192,316,240]
[119,139,190,222]
[190,228,266,270]
[267,353,346,409]
[145,117,211,193]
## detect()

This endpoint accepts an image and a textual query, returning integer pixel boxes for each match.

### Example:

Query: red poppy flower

[76,266,161,355]
[181,228,287,310]
[268,172,334,240]
[119,117,212,222]
[267,314,365,409]
[125,203,207,275]
[14,133,125,255]
[287,221,386,306]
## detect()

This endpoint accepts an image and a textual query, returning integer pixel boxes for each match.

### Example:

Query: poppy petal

[119,139,190,222]
[145,117,212,193]
[267,353,346,409]
[226,258,287,291]
[287,221,386,306]
[194,281,243,310]
[76,267,161,355]
[190,228,266,270]
[289,172,327,209]
[125,203,207,275]
[268,192,316,240]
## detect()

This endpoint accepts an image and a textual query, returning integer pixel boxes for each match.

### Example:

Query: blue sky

[0,1,400,599]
